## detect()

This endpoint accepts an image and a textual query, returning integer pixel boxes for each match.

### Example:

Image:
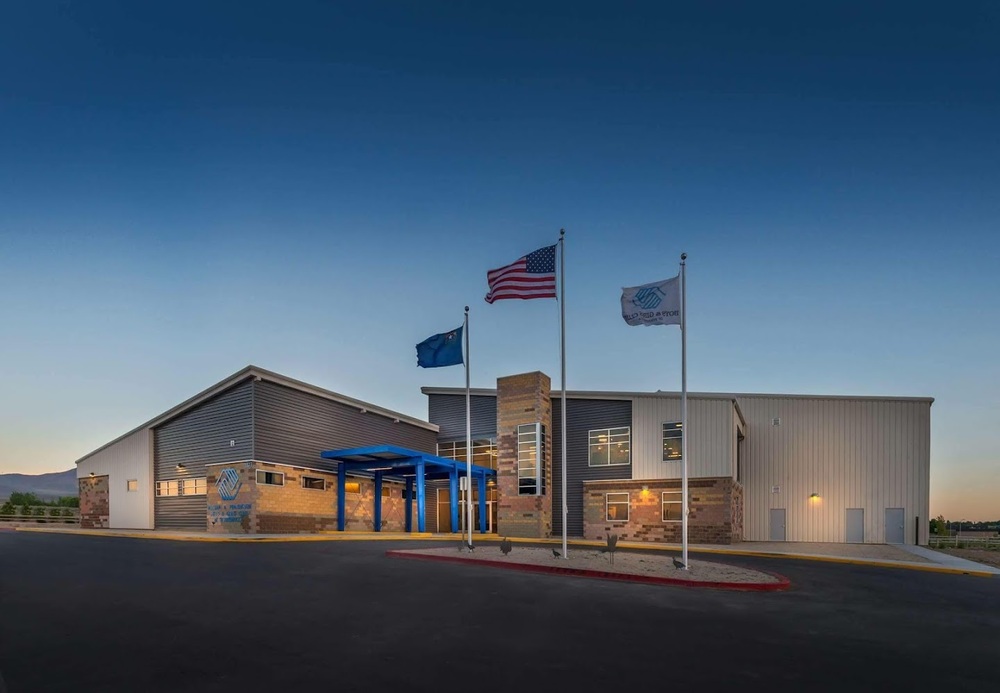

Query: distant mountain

[0,469,77,500]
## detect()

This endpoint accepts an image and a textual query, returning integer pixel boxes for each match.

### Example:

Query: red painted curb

[386,550,791,592]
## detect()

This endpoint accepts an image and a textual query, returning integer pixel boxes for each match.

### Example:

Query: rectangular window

[517,423,545,496]
[126,479,138,492]
[381,485,392,498]
[606,492,630,522]
[437,438,498,469]
[588,427,631,466]
[344,481,361,494]
[302,476,325,491]
[662,491,682,522]
[255,470,284,486]
[181,478,207,496]
[662,422,683,461]
[155,480,179,497]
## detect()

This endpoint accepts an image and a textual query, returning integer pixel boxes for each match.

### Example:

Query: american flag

[485,244,557,303]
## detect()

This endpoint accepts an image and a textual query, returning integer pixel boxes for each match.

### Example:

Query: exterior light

[809,493,820,500]
[176,463,186,470]
[89,472,95,477]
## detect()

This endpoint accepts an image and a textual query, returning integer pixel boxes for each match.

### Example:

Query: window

[606,492,630,522]
[662,422,683,461]
[662,491,682,522]
[437,438,498,469]
[517,423,545,496]
[588,427,630,466]
[155,480,179,497]
[182,478,207,496]
[126,479,138,492]
[302,476,325,491]
[344,481,361,494]
[255,470,284,486]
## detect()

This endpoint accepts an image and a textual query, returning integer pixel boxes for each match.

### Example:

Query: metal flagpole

[559,229,568,559]
[680,253,689,569]
[465,306,473,547]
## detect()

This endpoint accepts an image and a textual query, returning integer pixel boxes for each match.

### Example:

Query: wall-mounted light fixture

[89,472,95,477]
[393,418,400,424]
[809,492,820,501]
[176,463,186,470]
[359,408,367,414]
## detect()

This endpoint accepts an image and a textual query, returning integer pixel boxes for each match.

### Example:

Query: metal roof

[420,386,934,404]
[320,445,496,478]
[75,366,438,466]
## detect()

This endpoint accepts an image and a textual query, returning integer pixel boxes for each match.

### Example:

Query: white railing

[928,535,1000,549]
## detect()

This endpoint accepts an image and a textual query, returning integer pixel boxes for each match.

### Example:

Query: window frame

[588,426,631,467]
[517,423,545,496]
[155,480,179,497]
[662,491,683,523]
[255,470,285,487]
[126,479,138,492]
[181,477,207,496]
[662,421,684,462]
[437,437,499,470]
[605,492,630,522]
[301,476,326,491]
[344,481,362,495]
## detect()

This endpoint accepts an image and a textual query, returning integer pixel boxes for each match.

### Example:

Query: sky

[0,1,997,519]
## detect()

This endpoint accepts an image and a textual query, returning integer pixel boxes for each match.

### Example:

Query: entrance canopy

[320,445,497,533]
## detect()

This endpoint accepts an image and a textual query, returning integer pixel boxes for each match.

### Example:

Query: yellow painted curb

[11,526,994,576]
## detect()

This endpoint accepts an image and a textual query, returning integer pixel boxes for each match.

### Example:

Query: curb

[385,550,791,592]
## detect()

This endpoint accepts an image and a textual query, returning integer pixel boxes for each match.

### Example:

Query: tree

[9,491,42,507]
[930,515,947,535]
[57,496,80,508]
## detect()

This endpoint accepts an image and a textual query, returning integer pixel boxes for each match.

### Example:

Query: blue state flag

[416,326,464,368]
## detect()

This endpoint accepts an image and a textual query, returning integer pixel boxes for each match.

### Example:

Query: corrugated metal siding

[254,381,437,468]
[552,398,633,537]
[154,380,254,530]
[427,394,498,439]
[630,396,735,480]
[77,428,153,529]
[738,396,931,544]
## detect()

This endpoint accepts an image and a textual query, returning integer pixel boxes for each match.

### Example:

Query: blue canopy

[320,445,497,533]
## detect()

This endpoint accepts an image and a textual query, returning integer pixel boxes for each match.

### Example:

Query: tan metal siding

[76,428,153,529]
[630,395,734,480]
[738,396,930,544]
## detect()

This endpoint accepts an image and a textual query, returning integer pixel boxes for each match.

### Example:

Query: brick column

[496,372,553,538]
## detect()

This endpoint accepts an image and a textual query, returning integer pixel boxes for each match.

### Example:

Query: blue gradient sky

[1,2,997,519]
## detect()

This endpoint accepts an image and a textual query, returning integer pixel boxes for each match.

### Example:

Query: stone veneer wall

[582,477,744,544]
[206,461,408,534]
[78,475,110,529]
[496,372,553,539]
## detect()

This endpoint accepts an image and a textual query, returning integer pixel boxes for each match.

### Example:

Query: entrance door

[458,487,500,534]
[885,508,905,544]
[846,508,865,543]
[436,489,451,533]
[769,508,786,541]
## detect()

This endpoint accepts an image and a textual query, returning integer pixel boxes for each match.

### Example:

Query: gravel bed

[395,546,782,584]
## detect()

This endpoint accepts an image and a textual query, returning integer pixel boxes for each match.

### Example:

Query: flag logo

[632,286,666,310]
[217,467,242,501]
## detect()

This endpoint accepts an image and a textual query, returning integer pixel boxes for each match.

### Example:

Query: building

[76,365,932,545]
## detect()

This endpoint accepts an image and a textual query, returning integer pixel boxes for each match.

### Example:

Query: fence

[928,535,1000,550]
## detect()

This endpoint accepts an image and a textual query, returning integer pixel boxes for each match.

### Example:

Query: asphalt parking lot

[2,532,998,692]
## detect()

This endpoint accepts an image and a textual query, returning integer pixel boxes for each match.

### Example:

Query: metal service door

[846,508,865,543]
[885,508,905,544]
[769,508,786,541]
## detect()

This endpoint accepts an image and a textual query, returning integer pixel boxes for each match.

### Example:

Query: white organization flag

[621,275,681,326]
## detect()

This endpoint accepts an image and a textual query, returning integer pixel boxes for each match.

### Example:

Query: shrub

[0,501,15,516]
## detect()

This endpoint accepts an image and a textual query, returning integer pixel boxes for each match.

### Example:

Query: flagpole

[680,253,689,569]
[559,229,568,559]
[464,306,473,547]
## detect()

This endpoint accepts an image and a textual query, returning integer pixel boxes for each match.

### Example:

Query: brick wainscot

[582,477,744,544]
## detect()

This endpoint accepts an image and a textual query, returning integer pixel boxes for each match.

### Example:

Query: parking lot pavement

[1,532,998,693]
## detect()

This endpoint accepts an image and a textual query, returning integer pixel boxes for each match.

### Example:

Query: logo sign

[216,467,242,501]
[632,286,666,310]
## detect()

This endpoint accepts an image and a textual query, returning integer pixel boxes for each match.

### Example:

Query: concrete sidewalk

[11,525,998,576]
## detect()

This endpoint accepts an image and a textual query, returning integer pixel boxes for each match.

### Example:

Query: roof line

[420,386,934,404]
[76,366,437,466]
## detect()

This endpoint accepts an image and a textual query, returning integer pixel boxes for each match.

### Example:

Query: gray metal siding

[154,379,254,530]
[552,398,633,538]
[428,394,498,439]
[254,381,437,468]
